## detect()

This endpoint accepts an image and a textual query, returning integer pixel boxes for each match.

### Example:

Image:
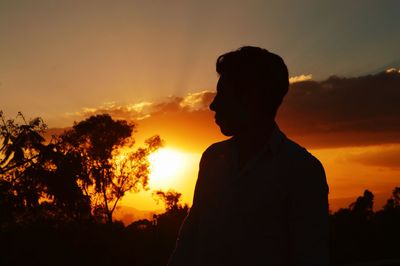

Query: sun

[148,148,188,189]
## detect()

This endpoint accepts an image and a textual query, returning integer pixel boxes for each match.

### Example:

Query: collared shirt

[168,124,329,266]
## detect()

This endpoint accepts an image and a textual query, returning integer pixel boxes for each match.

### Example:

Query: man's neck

[234,119,275,169]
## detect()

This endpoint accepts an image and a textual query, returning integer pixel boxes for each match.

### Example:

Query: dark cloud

[277,70,400,148]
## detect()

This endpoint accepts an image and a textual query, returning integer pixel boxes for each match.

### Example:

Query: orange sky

[2,1,400,218]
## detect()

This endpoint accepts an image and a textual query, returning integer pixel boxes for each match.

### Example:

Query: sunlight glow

[148,148,188,189]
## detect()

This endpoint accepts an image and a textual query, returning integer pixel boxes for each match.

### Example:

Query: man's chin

[219,126,235,137]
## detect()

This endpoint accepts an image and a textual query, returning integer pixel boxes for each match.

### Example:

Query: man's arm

[288,155,330,266]
[167,151,210,266]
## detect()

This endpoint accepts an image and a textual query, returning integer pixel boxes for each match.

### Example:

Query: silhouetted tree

[0,111,46,175]
[383,187,400,211]
[153,189,184,212]
[151,189,189,264]
[0,111,48,224]
[0,112,92,225]
[59,114,162,223]
[349,189,374,221]
[37,143,92,222]
[330,190,376,264]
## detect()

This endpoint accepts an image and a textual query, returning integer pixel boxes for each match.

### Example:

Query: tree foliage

[153,189,183,212]
[58,114,162,223]
[0,111,50,225]
[0,111,46,175]
[383,187,400,211]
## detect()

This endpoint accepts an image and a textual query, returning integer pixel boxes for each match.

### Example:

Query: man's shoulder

[279,134,329,194]
[203,138,233,156]
[279,135,325,178]
[281,137,318,161]
[198,139,234,168]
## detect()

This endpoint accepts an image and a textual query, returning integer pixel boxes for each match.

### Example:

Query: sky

[1,1,400,217]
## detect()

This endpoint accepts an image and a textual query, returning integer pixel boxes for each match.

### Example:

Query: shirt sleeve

[167,150,210,266]
[287,155,330,266]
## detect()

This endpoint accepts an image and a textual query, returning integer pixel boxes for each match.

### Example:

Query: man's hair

[216,46,289,113]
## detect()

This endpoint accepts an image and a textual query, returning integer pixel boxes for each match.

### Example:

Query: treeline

[0,112,399,265]
[330,188,400,265]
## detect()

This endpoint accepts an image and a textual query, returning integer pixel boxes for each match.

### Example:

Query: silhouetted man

[168,46,329,266]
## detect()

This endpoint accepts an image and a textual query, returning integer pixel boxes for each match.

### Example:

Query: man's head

[209,46,289,136]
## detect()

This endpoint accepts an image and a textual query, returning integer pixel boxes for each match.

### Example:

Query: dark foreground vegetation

[1,112,399,265]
